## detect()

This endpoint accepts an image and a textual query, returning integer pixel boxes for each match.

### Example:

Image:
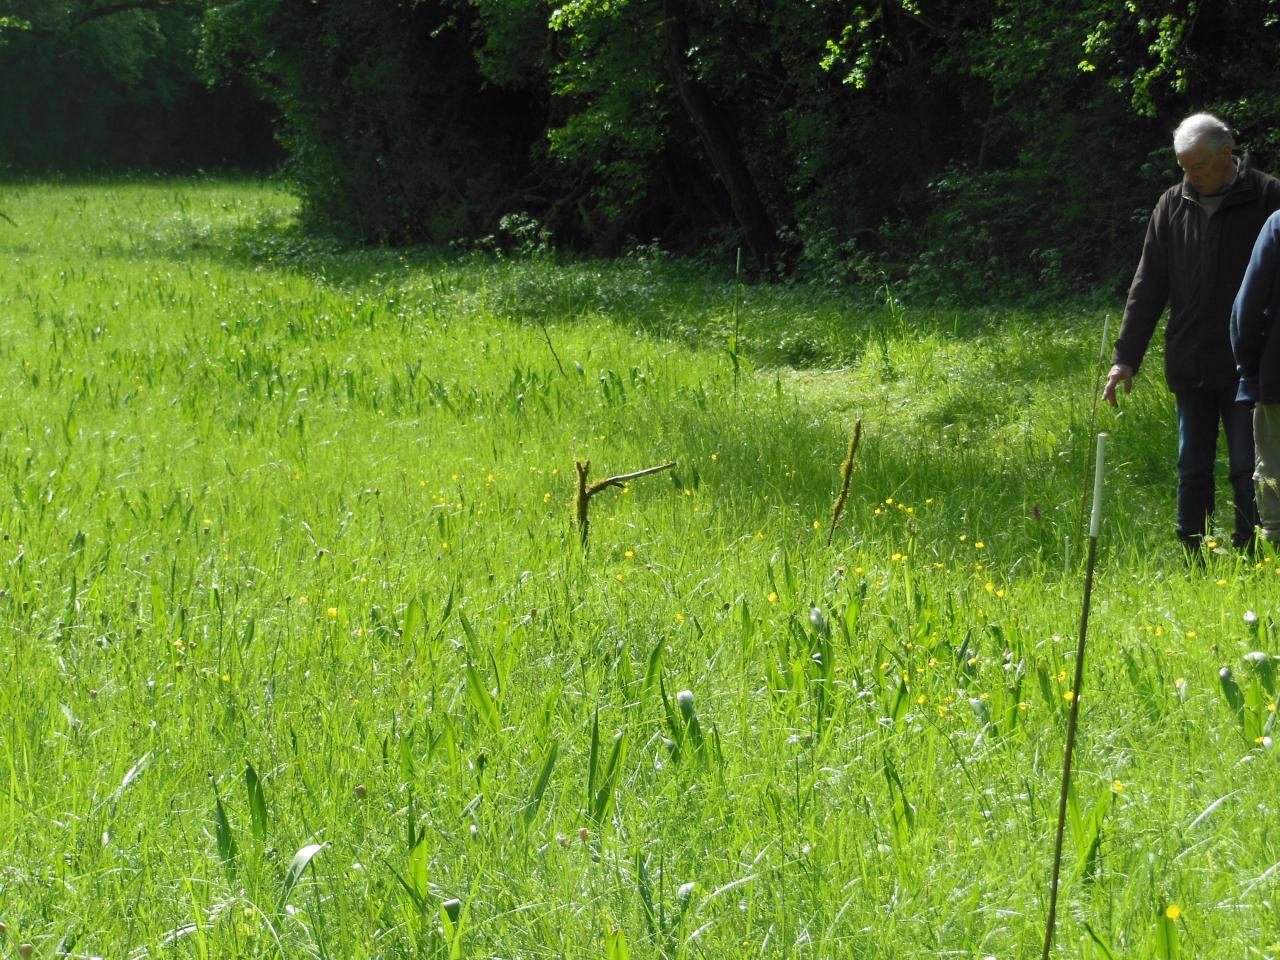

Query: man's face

[1177,141,1235,195]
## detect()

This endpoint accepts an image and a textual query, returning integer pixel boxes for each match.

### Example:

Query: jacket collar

[1180,153,1256,205]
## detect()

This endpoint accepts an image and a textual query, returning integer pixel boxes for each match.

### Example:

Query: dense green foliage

[8,2,1280,290]
[5,180,1280,957]
[199,0,1280,293]
[0,0,276,171]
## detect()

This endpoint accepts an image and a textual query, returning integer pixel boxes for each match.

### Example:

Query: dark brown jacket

[1114,158,1280,391]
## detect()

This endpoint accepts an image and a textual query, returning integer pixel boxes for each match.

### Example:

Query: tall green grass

[1,179,1278,958]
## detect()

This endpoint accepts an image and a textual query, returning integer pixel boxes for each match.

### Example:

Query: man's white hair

[1173,113,1235,154]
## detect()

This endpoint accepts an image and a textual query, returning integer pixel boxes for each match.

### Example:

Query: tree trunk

[661,0,777,269]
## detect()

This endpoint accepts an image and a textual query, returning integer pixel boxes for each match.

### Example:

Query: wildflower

[544,492,552,502]
[995,589,1006,599]
[1165,905,1182,921]
[1064,690,1075,702]
[975,541,985,549]
[675,613,686,623]
[768,591,778,603]
[813,520,821,530]
[916,694,927,705]
[885,497,894,505]
[710,453,718,461]
[855,566,865,574]
[1185,630,1197,638]
[1057,670,1067,682]
[925,498,933,504]
[1206,539,1218,549]
[1112,780,1124,793]
[1215,578,1228,587]
[299,595,309,605]
[984,581,994,593]
[1245,609,1259,627]
[615,574,625,583]
[327,607,338,619]
[442,541,450,551]
[221,674,230,683]
[1155,626,1165,637]
[624,550,635,558]
[486,473,495,483]
[959,534,967,542]
[1017,702,1029,711]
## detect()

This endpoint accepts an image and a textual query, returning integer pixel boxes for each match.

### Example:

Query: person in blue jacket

[1230,208,1280,544]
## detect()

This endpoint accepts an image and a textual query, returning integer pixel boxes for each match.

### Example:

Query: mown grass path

[1,180,1278,958]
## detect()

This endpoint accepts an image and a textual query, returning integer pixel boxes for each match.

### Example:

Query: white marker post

[1043,433,1107,960]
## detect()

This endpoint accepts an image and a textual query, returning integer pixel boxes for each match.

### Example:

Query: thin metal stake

[1042,432,1107,960]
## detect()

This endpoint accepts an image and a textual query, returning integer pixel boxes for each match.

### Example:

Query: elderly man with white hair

[1105,112,1280,557]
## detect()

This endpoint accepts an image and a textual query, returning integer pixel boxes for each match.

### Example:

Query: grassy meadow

[3,179,1280,958]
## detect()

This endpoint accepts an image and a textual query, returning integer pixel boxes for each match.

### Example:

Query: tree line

[5,0,1280,294]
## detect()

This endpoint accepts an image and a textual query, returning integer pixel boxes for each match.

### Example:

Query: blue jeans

[1175,387,1258,547]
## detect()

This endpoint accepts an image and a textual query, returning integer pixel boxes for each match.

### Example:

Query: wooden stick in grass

[575,459,676,547]
[1042,432,1108,960]
[827,419,863,546]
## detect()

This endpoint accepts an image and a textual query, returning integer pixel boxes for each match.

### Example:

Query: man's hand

[1102,363,1134,407]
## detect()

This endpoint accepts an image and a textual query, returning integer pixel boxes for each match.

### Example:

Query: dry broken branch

[575,459,676,547]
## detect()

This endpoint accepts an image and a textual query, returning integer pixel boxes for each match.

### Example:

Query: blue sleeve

[1231,210,1280,378]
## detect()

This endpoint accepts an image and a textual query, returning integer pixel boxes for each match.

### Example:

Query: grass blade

[281,842,325,904]
[465,662,501,733]
[212,783,237,867]
[523,740,559,828]
[245,762,268,843]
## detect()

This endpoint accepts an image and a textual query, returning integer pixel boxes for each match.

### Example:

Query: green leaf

[151,580,166,630]
[459,611,480,656]
[244,762,268,843]
[643,639,664,695]
[212,784,237,867]
[399,729,416,780]
[465,662,501,733]
[739,598,754,642]
[403,596,426,642]
[888,678,909,726]
[523,740,558,828]
[408,835,430,901]
[605,924,632,960]
[1155,908,1179,960]
[281,842,325,904]
[591,728,626,825]
[1082,922,1119,960]
[587,709,601,806]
